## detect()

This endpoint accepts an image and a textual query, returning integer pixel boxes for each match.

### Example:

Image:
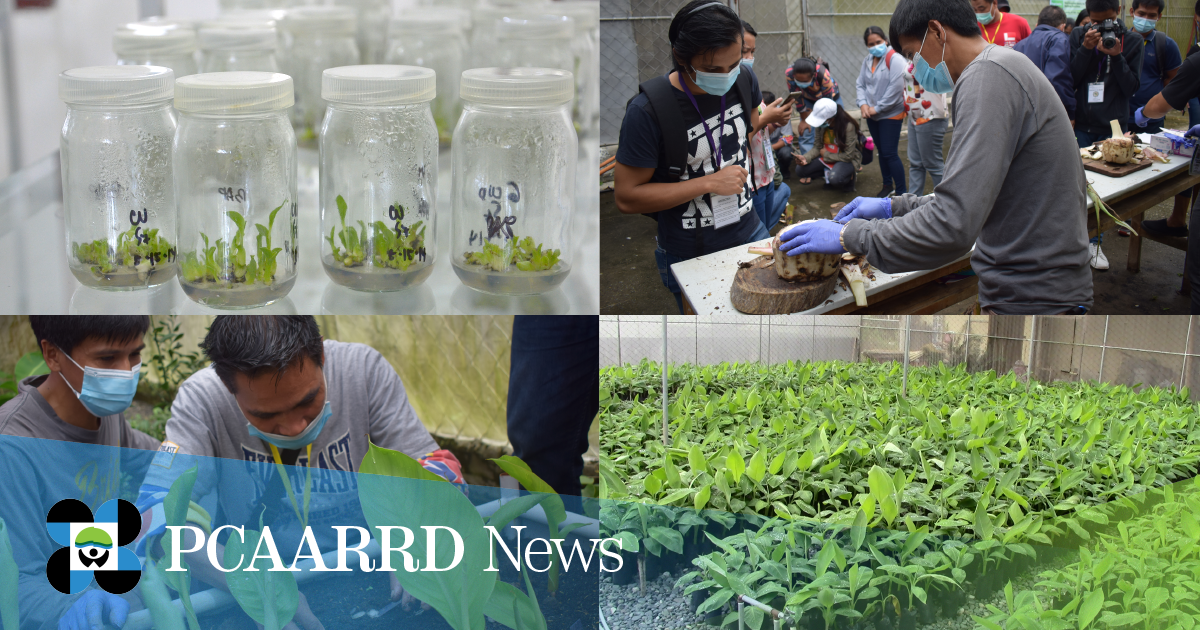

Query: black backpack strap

[1153,29,1166,76]
[636,75,689,183]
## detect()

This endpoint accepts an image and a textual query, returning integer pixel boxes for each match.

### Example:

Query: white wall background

[0,0,418,180]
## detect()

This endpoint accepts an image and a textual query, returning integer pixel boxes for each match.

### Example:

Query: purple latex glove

[1186,124,1200,139]
[779,220,846,256]
[834,196,892,223]
[1133,107,1149,128]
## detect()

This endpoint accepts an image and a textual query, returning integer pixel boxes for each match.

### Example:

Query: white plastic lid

[199,23,277,51]
[113,23,198,57]
[175,71,293,114]
[322,65,436,105]
[460,67,572,106]
[208,9,289,26]
[283,6,357,35]
[495,14,573,40]
[137,17,199,31]
[555,2,598,31]
[471,3,550,29]
[59,65,175,105]
[390,8,468,33]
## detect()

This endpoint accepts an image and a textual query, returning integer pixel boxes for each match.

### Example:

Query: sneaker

[1141,218,1189,239]
[875,186,894,198]
[1089,242,1109,270]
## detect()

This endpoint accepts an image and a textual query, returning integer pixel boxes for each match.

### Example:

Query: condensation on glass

[113,22,198,79]
[319,65,439,292]
[281,6,360,145]
[385,8,468,144]
[451,67,577,296]
[198,22,280,73]
[59,65,178,290]
[173,72,298,309]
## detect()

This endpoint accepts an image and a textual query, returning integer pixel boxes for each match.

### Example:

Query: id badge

[1088,82,1104,103]
[763,135,776,169]
[711,194,741,229]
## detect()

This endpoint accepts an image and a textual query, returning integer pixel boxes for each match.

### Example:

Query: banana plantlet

[180,201,288,285]
[73,224,177,279]
[463,237,560,272]
[327,195,426,271]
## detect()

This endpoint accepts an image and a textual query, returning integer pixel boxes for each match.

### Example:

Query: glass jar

[281,7,360,145]
[59,66,178,290]
[451,67,576,295]
[114,23,198,79]
[386,9,467,144]
[556,2,599,137]
[334,0,391,64]
[319,65,439,291]
[467,4,546,69]
[198,23,280,73]
[173,72,299,308]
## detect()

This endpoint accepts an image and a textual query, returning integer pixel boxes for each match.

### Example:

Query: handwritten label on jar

[128,206,176,263]
[469,181,521,246]
[218,187,247,203]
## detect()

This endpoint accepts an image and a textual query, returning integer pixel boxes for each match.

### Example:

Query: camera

[1087,18,1125,50]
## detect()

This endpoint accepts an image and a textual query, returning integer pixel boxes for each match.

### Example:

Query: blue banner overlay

[0,435,601,630]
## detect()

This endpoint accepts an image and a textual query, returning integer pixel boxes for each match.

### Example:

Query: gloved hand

[59,591,129,630]
[1185,124,1200,139]
[834,196,893,223]
[1133,107,1150,128]
[779,220,846,256]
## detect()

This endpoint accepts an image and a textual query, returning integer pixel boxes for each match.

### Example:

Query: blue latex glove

[1133,107,1149,128]
[1186,124,1200,139]
[59,591,129,630]
[834,196,892,223]
[779,220,846,256]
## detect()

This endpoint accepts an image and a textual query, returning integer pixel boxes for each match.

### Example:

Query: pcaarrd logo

[45,498,142,595]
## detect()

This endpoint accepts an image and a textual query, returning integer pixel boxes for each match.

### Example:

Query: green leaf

[1101,613,1143,627]
[695,484,712,511]
[975,500,993,541]
[13,352,49,380]
[492,456,567,530]
[141,561,186,630]
[868,465,896,502]
[485,494,548,532]
[336,195,348,223]
[156,466,202,630]
[748,450,767,484]
[664,453,681,488]
[697,589,733,615]
[727,451,746,483]
[648,526,684,554]
[0,518,18,630]
[224,522,299,630]
[688,445,708,475]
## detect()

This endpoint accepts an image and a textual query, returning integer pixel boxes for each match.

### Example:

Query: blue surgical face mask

[58,348,141,418]
[1133,16,1157,33]
[245,375,332,450]
[742,57,754,68]
[976,11,994,24]
[914,27,955,95]
[869,43,888,57]
[691,63,740,96]
[795,80,813,89]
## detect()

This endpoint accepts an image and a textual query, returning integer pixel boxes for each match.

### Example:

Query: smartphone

[782,91,805,106]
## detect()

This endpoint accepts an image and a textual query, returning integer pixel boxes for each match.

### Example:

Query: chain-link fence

[601,315,1200,399]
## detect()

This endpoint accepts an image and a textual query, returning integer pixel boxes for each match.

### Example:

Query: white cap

[199,23,277,51]
[495,14,573,40]
[333,0,389,8]
[114,23,198,57]
[806,97,838,127]
[390,8,468,33]
[554,2,598,31]
[208,9,288,26]
[460,67,573,106]
[175,71,293,114]
[322,65,436,105]
[59,65,175,105]
[137,17,199,31]
[471,3,548,29]
[283,6,357,35]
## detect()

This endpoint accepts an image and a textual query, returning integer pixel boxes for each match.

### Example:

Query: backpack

[626,70,757,220]
[1149,30,1167,76]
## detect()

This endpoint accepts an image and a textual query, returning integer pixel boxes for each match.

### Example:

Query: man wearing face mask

[971,0,1030,48]
[0,317,160,630]
[133,316,463,622]
[776,0,1093,315]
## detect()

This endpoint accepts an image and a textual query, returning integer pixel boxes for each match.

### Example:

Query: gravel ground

[600,556,1071,630]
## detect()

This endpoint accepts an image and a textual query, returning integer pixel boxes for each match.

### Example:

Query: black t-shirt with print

[1162,52,1200,110]
[616,72,765,259]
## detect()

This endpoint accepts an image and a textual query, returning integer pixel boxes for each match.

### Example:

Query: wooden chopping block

[730,258,840,314]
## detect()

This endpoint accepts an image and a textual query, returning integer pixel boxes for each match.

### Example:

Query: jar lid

[323,65,436,105]
[495,14,574,40]
[198,23,277,51]
[390,8,468,33]
[136,17,199,31]
[555,2,598,31]
[175,71,293,114]
[460,67,572,106]
[333,0,390,8]
[60,65,175,105]
[208,9,288,26]
[471,3,549,27]
[283,6,357,35]
[113,23,198,56]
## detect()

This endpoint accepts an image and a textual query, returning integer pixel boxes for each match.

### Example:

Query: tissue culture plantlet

[462,237,560,272]
[180,200,288,287]
[72,223,177,284]
[326,195,427,271]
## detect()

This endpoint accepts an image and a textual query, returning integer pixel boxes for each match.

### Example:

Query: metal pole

[800,0,812,57]
[965,315,972,372]
[0,0,22,173]
[902,316,911,396]
[738,601,745,630]
[1182,315,1194,391]
[616,317,622,367]
[662,316,669,447]
[1026,316,1036,395]
[1098,315,1110,382]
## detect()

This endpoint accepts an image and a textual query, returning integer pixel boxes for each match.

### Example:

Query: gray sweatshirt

[855,48,907,120]
[842,44,1093,314]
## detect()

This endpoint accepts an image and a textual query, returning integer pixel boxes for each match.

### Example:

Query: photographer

[613,0,792,312]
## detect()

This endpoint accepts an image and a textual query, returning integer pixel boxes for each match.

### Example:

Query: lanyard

[679,75,727,172]
[269,443,313,530]
[983,12,1004,45]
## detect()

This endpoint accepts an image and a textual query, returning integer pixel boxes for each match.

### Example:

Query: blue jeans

[866,117,905,194]
[655,216,771,313]
[507,316,597,500]
[907,118,947,194]
[751,182,791,228]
